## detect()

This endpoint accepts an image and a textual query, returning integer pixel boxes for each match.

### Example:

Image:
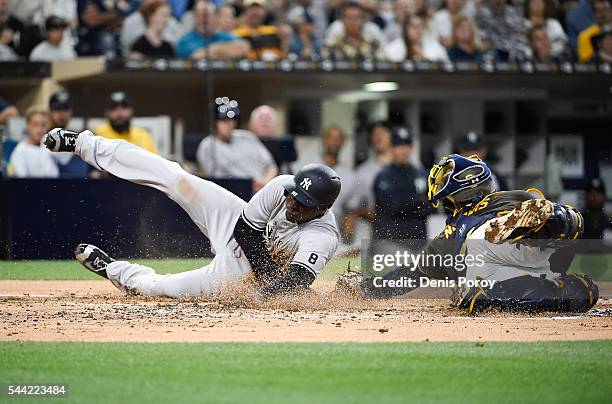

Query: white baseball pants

[76,130,252,298]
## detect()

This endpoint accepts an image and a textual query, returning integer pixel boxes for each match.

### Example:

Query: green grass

[0,257,354,281]
[0,254,608,281]
[0,341,610,403]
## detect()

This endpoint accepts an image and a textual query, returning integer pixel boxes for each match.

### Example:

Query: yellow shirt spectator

[94,123,158,154]
[577,24,601,62]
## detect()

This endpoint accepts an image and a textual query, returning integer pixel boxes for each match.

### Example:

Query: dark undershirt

[131,35,175,57]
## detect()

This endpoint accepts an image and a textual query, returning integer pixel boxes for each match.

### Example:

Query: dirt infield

[1,280,611,343]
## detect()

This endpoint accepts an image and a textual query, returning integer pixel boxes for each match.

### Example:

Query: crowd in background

[0,0,610,64]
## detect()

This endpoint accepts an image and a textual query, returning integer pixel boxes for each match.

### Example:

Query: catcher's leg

[459,273,599,314]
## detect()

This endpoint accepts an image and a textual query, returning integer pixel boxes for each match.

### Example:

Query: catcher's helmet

[283,164,341,208]
[428,154,493,211]
[214,97,240,120]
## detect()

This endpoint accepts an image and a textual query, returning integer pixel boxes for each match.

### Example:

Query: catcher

[337,154,599,314]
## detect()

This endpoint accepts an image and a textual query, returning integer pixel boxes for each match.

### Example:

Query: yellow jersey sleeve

[132,128,158,154]
[577,25,599,62]
[93,123,158,154]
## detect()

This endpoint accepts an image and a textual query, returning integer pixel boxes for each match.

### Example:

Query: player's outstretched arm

[257,264,315,298]
[234,217,317,298]
[233,216,282,283]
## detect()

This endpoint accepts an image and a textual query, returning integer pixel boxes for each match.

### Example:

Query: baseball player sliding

[43,98,341,300]
[337,154,599,314]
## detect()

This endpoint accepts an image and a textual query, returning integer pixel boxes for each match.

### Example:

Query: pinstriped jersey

[240,175,339,276]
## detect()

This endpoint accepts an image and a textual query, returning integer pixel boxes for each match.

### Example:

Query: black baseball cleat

[75,244,115,279]
[43,128,80,152]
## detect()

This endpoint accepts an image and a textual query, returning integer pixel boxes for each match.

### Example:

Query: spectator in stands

[129,1,176,59]
[411,0,437,36]
[447,15,484,62]
[326,1,389,43]
[583,178,612,239]
[528,24,565,62]
[217,4,238,33]
[30,16,77,62]
[322,1,386,60]
[7,110,59,178]
[292,125,355,231]
[458,131,507,191]
[372,127,430,252]
[167,0,192,21]
[371,0,406,43]
[431,0,468,47]
[577,0,611,61]
[524,0,569,57]
[48,90,90,178]
[176,0,250,59]
[11,0,78,55]
[319,126,355,227]
[249,105,298,174]
[48,91,72,130]
[287,4,321,57]
[76,0,124,56]
[0,97,18,124]
[95,91,158,153]
[121,0,184,56]
[233,0,289,60]
[0,0,25,56]
[248,105,279,139]
[0,21,17,60]
[476,0,529,61]
[385,14,449,62]
[345,121,393,241]
[590,24,612,61]
[197,97,277,192]
[566,0,597,50]
[287,0,328,39]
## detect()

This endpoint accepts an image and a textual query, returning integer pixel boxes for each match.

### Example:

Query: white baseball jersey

[8,141,60,178]
[241,175,339,276]
[196,129,275,179]
[74,131,339,298]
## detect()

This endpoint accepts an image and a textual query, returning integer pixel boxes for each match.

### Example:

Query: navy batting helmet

[283,164,341,208]
[214,97,240,120]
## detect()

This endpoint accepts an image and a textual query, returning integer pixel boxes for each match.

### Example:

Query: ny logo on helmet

[300,177,312,190]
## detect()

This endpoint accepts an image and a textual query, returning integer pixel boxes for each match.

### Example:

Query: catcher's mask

[428,154,493,212]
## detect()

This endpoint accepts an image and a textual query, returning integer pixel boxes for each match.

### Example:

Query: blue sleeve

[0,97,10,111]
[176,32,200,59]
[215,32,239,43]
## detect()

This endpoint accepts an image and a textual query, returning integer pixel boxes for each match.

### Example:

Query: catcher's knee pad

[459,275,559,314]
[555,273,598,312]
